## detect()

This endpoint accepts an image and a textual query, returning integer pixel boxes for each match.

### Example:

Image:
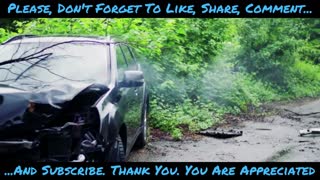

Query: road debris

[198,129,242,139]
[255,128,272,131]
[299,128,320,136]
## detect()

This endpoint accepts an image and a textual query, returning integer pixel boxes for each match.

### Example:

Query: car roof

[1,35,117,45]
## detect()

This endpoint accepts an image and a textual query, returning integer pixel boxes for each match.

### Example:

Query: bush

[0,28,15,42]
[149,98,222,140]
[287,61,320,97]
[200,56,278,113]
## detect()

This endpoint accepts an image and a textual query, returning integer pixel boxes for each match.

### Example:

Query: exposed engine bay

[0,83,109,162]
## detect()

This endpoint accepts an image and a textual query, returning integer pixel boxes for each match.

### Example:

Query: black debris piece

[198,129,243,139]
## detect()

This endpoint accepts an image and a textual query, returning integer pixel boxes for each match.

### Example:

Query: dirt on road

[129,98,320,162]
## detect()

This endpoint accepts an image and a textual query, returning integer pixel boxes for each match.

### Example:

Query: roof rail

[1,34,39,44]
[0,34,118,45]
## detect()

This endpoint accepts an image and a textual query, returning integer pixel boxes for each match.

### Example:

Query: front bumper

[0,139,40,160]
[0,140,36,153]
[0,122,85,161]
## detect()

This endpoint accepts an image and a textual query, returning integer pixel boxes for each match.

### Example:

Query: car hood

[0,82,93,105]
[0,82,93,129]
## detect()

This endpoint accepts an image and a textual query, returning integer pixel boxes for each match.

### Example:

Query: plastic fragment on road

[198,129,243,139]
[299,128,320,136]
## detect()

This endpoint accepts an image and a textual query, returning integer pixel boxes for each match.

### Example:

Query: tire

[135,97,149,149]
[107,135,125,162]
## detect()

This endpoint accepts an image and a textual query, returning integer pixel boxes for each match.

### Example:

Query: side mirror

[119,70,144,87]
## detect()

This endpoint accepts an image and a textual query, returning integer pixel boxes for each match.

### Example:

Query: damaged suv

[0,35,149,162]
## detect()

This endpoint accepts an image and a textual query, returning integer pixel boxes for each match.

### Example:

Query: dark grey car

[0,35,149,162]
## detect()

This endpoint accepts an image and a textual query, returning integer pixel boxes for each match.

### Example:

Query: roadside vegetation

[1,18,319,139]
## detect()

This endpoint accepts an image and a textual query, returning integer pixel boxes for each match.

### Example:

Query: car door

[115,44,143,151]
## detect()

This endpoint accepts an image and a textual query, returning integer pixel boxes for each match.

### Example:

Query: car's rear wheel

[107,135,125,162]
[135,97,148,149]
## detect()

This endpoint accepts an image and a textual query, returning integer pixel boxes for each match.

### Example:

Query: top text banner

[0,0,319,18]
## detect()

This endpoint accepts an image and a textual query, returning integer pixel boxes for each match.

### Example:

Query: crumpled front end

[0,123,77,161]
[0,111,90,161]
[0,84,109,161]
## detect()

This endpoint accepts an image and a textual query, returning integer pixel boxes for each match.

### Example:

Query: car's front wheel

[107,135,125,162]
[135,97,149,149]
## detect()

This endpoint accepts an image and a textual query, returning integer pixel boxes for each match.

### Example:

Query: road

[129,98,320,162]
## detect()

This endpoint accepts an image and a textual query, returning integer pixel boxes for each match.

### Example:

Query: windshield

[0,40,109,90]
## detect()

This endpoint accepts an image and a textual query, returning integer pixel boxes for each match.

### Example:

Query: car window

[116,45,128,81]
[116,45,138,81]
[120,45,137,70]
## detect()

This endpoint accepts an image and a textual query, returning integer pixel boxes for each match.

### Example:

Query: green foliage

[237,19,320,99]
[237,19,304,87]
[0,28,16,42]
[298,19,320,64]
[202,69,278,113]
[200,42,279,113]
[0,28,8,42]
[149,98,222,140]
[286,61,320,97]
